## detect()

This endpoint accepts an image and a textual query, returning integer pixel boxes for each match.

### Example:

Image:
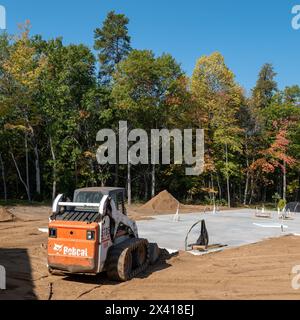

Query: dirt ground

[127,203,215,220]
[1,205,300,300]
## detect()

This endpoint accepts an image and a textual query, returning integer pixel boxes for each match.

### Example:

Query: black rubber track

[106,238,150,282]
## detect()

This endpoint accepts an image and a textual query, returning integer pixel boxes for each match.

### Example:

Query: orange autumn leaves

[251,124,296,175]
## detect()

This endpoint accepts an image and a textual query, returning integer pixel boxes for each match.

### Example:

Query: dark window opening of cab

[74,191,104,204]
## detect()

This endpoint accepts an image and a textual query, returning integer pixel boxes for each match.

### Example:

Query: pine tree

[252,63,277,109]
[94,11,132,84]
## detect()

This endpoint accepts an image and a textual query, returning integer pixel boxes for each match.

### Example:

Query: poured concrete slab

[137,209,300,251]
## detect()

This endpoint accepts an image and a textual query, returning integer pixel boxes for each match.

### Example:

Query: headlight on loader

[87,230,95,241]
[49,228,57,238]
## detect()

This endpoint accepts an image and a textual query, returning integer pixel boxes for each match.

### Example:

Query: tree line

[0,12,299,207]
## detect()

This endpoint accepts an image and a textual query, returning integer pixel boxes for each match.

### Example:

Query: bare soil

[0,205,300,300]
[136,190,214,215]
[0,207,15,222]
[140,190,183,213]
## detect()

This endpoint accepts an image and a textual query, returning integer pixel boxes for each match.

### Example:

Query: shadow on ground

[61,249,177,286]
[0,248,37,300]
[136,249,178,280]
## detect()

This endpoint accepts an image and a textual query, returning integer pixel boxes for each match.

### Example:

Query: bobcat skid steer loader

[47,187,160,282]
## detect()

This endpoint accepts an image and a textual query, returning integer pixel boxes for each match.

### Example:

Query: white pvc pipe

[253,223,288,229]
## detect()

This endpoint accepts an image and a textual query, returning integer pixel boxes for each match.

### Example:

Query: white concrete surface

[137,209,300,251]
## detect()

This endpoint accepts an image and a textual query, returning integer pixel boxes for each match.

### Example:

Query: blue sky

[1,0,299,93]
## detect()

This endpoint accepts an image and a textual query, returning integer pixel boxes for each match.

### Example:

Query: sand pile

[140,190,184,214]
[0,207,15,222]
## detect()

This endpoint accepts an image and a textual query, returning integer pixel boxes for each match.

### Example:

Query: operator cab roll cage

[50,188,127,224]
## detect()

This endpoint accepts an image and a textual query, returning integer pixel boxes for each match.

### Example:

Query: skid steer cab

[48,187,157,282]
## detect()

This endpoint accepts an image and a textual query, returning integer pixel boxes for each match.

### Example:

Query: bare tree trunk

[115,136,119,187]
[144,172,148,201]
[127,161,131,206]
[25,133,30,198]
[10,152,31,201]
[75,160,78,187]
[89,159,96,187]
[33,145,41,195]
[263,187,267,203]
[249,174,254,205]
[25,117,41,196]
[216,174,222,201]
[151,164,155,198]
[49,136,57,201]
[0,153,7,202]
[226,174,231,208]
[225,143,231,208]
[248,159,255,205]
[243,157,250,205]
[210,173,215,205]
[208,179,212,202]
[283,160,287,201]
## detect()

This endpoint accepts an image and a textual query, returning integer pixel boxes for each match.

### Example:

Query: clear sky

[1,0,299,93]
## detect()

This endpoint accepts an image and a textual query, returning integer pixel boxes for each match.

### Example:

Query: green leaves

[112,50,185,129]
[0,15,299,205]
[94,11,132,83]
[252,63,278,109]
[191,52,244,171]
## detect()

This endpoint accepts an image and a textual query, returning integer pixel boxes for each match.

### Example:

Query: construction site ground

[1,205,300,300]
[138,209,300,250]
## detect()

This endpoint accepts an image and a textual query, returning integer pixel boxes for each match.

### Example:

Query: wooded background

[0,12,299,207]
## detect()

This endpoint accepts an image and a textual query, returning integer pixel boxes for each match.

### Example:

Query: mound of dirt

[0,207,15,222]
[140,190,184,214]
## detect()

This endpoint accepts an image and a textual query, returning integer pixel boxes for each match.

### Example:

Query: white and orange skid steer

[47,187,160,281]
